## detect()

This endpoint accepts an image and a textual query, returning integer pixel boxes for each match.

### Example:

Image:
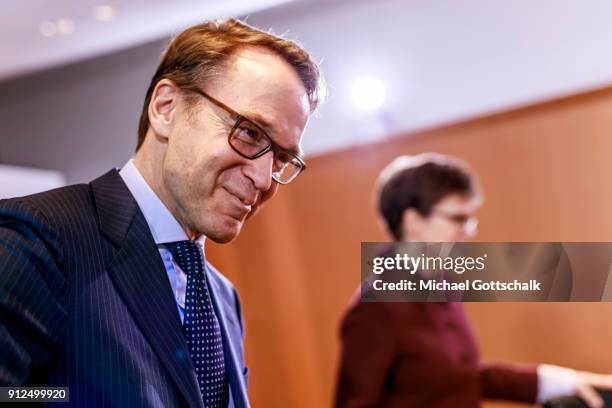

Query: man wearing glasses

[0,19,323,408]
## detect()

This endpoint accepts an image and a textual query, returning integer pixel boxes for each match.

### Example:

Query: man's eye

[273,158,289,172]
[236,125,263,145]
[273,152,292,171]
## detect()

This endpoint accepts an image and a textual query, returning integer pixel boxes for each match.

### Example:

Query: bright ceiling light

[56,18,75,35]
[95,5,117,22]
[39,21,57,37]
[351,76,386,111]
[39,18,74,37]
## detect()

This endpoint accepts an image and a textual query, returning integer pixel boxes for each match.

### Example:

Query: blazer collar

[91,169,140,247]
[91,169,204,408]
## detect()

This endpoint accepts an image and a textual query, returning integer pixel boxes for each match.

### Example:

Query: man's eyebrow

[244,112,274,134]
[244,112,303,156]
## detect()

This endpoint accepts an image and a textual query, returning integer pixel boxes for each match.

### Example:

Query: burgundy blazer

[335,299,538,408]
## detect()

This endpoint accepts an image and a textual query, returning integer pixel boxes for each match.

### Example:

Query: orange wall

[207,87,612,408]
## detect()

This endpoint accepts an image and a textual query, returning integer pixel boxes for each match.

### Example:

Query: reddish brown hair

[136,19,324,151]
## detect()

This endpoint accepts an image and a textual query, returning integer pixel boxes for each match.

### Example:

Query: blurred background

[2,0,612,407]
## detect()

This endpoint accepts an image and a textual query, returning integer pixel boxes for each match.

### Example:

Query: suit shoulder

[19,183,90,214]
[0,184,97,260]
[0,183,92,223]
[341,286,423,335]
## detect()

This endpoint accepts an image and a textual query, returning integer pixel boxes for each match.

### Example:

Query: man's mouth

[222,187,256,213]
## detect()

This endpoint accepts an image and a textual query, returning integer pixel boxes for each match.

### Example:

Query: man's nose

[243,150,274,191]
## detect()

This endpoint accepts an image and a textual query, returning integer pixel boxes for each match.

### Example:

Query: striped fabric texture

[0,169,250,408]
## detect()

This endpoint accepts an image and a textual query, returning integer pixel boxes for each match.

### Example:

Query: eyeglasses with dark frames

[192,88,306,185]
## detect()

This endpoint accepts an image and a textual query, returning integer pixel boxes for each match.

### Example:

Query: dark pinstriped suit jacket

[0,169,250,407]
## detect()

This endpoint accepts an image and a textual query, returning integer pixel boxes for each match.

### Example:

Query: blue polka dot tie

[165,240,228,408]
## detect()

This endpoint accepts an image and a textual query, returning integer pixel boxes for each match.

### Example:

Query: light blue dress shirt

[119,159,206,324]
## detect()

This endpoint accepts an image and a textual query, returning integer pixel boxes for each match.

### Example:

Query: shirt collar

[119,158,206,248]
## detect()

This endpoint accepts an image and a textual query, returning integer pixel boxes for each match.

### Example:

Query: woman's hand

[574,371,612,408]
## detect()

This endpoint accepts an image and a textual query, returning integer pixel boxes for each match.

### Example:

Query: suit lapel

[205,264,250,408]
[91,170,203,408]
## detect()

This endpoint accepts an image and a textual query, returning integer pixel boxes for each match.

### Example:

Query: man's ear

[148,79,180,140]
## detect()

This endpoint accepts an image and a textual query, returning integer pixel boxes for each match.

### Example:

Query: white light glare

[39,18,75,37]
[39,21,57,37]
[56,18,75,35]
[351,76,386,111]
[95,5,117,22]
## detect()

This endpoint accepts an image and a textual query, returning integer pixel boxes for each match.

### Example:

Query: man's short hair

[136,18,324,151]
[376,153,481,240]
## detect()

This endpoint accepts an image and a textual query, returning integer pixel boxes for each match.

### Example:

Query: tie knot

[165,240,204,276]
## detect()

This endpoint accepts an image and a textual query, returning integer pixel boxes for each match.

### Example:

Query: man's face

[161,47,310,243]
[404,194,481,242]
